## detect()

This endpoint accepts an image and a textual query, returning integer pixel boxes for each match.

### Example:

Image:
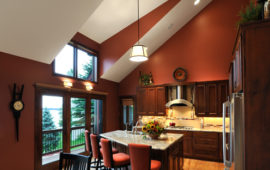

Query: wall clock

[10,84,24,141]
[173,67,187,82]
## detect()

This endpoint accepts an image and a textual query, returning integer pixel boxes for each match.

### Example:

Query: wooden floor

[183,158,225,170]
[90,158,225,170]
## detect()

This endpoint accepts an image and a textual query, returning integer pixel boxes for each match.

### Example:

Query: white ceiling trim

[0,0,102,64]
[79,0,167,44]
[101,0,212,82]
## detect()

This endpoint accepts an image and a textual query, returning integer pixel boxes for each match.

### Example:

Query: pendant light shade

[129,0,148,62]
[130,45,148,62]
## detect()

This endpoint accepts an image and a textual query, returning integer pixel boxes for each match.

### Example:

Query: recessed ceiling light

[194,0,200,6]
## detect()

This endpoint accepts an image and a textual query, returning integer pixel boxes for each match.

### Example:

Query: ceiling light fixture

[130,0,148,62]
[194,0,200,6]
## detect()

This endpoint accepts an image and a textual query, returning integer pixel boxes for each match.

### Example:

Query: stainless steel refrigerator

[223,93,245,170]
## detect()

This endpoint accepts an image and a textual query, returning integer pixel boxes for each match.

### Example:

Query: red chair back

[128,143,151,170]
[100,138,113,168]
[84,130,90,153]
[90,134,100,159]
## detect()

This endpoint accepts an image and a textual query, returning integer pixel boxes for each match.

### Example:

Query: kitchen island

[100,130,184,170]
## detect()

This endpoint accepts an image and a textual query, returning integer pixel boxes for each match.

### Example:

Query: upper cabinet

[195,80,228,117]
[232,38,243,93]
[136,86,166,115]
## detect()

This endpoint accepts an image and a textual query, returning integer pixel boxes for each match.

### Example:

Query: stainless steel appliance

[223,93,245,170]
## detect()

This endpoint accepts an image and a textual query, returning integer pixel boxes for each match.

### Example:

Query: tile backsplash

[140,106,229,128]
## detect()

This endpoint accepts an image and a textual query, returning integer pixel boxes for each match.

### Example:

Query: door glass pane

[123,106,127,124]
[70,98,86,154]
[91,99,103,134]
[129,105,134,124]
[77,49,94,81]
[54,44,74,76]
[42,95,63,165]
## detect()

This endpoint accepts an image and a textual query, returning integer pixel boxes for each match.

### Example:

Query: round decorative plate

[173,67,187,81]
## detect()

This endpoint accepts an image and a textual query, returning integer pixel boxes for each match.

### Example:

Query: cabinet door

[206,83,218,116]
[147,88,156,114]
[137,88,147,114]
[233,40,243,92]
[183,134,193,157]
[193,132,219,161]
[229,63,234,97]
[195,83,206,116]
[217,81,228,117]
[156,87,166,115]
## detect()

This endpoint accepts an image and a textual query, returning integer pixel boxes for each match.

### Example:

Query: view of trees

[42,108,61,154]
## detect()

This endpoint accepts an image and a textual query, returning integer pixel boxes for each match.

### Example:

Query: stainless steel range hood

[165,85,194,108]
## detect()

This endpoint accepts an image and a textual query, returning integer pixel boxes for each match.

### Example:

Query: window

[54,42,98,82]
[121,97,135,130]
[35,85,106,170]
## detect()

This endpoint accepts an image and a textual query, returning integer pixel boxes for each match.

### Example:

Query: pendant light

[130,0,148,62]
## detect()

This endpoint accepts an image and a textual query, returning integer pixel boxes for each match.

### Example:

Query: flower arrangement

[142,120,164,139]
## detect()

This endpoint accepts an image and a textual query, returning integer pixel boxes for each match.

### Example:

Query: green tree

[42,108,61,153]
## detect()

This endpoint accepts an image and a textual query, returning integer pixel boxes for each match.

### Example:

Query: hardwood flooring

[183,158,225,170]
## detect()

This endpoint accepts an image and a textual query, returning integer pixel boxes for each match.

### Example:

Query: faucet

[132,120,140,134]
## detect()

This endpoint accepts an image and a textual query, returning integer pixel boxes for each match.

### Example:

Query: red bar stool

[128,143,161,170]
[90,134,119,169]
[90,134,103,170]
[100,138,130,170]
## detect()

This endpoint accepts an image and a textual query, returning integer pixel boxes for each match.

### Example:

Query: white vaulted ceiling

[79,0,167,44]
[0,0,102,64]
[0,0,213,83]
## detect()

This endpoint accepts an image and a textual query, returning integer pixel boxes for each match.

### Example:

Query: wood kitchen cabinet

[167,130,222,161]
[195,80,228,117]
[136,86,166,115]
[137,88,147,114]
[193,132,219,161]
[233,38,243,93]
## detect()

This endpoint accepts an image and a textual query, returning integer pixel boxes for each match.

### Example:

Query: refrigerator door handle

[223,100,231,167]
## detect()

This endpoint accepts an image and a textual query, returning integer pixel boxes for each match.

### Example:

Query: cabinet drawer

[193,132,218,139]
[193,137,218,147]
[193,147,219,160]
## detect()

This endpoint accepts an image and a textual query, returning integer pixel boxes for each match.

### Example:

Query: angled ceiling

[101,0,212,82]
[79,0,167,44]
[0,0,213,83]
[0,0,102,64]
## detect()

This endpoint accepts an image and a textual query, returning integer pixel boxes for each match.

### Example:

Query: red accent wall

[119,0,250,95]
[0,33,119,170]
[99,0,180,75]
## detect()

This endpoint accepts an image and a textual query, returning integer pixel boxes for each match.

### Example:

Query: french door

[35,86,106,170]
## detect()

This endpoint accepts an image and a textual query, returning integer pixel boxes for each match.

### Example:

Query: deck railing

[42,125,94,155]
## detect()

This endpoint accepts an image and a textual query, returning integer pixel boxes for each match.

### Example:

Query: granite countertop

[165,126,229,133]
[100,130,184,150]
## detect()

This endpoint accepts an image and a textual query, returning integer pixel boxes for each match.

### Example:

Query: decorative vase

[148,133,160,140]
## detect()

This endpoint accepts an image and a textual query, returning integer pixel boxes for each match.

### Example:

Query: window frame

[34,84,106,170]
[52,41,99,83]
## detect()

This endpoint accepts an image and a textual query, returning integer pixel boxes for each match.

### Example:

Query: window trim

[34,84,106,170]
[52,41,99,83]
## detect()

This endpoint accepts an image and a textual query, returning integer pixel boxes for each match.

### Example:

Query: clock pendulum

[10,83,24,141]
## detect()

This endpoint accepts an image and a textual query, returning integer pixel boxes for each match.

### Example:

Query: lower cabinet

[168,130,224,162]
[193,132,219,161]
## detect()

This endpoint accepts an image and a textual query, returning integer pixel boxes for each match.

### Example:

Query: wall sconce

[85,82,93,91]
[63,80,72,88]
